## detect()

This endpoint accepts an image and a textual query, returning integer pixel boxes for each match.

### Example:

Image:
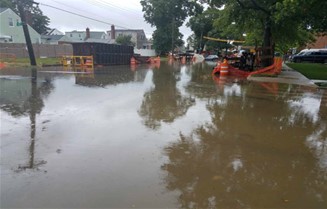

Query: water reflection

[162,77,327,208]
[0,69,52,172]
[138,63,195,129]
[0,71,54,117]
[1,63,326,208]
[74,65,146,87]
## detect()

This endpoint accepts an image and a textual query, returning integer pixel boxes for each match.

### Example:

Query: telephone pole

[16,0,37,66]
[171,18,174,54]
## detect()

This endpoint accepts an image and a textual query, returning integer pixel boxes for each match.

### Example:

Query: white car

[205,55,219,61]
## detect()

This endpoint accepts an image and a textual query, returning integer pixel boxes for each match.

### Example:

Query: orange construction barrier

[220,59,229,76]
[131,57,137,65]
[212,61,222,75]
[0,62,6,69]
[181,56,186,64]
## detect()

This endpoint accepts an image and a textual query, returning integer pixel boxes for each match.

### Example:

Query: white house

[0,8,41,43]
[44,28,64,36]
[108,25,149,49]
[65,28,110,43]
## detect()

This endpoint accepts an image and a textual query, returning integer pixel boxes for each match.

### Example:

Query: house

[108,25,148,49]
[44,28,64,36]
[65,28,110,43]
[41,34,72,45]
[0,8,41,43]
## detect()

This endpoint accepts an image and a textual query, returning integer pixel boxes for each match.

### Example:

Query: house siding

[0,8,41,43]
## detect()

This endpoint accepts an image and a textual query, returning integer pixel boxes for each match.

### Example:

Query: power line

[94,0,143,17]
[49,0,125,28]
[37,2,130,29]
[37,1,154,37]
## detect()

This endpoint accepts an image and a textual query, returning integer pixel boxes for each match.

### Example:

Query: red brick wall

[307,35,327,49]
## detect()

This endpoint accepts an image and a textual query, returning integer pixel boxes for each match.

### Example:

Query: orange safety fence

[249,57,283,76]
[213,57,283,78]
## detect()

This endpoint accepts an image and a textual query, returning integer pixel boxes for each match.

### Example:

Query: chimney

[86,27,90,40]
[111,25,115,39]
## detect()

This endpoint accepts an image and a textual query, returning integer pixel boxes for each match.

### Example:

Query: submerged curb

[247,62,318,88]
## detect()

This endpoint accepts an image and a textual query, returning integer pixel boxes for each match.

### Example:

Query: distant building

[306,34,327,49]
[108,25,148,49]
[41,28,72,44]
[41,34,72,45]
[65,28,110,43]
[44,28,64,36]
[0,8,41,43]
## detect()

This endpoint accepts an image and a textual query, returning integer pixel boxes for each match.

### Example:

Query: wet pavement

[247,62,318,87]
[1,62,327,208]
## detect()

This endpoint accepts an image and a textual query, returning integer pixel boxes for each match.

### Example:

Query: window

[8,17,13,26]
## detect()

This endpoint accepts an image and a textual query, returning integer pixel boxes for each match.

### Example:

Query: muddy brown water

[1,62,327,208]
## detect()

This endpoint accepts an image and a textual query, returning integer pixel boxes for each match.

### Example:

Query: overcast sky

[36,0,192,40]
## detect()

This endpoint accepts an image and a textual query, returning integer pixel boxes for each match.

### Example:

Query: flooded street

[1,62,327,208]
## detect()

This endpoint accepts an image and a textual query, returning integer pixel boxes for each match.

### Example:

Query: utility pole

[17,0,37,66]
[171,18,174,54]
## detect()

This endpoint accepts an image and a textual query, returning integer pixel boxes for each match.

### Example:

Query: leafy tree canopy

[0,0,50,34]
[206,0,326,46]
[191,0,327,66]
[115,35,135,46]
[141,0,203,54]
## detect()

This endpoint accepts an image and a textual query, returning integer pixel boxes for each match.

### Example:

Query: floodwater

[1,62,327,209]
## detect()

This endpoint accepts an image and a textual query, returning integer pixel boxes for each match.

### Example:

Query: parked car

[205,55,219,61]
[291,50,327,63]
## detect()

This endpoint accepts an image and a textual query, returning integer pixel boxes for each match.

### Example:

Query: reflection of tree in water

[138,66,194,129]
[162,83,327,208]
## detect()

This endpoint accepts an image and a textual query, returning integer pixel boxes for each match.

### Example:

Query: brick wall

[307,35,327,49]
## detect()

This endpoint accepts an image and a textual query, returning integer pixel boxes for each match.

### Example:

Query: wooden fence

[0,43,73,58]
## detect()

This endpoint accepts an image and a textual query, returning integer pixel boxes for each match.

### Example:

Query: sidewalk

[247,62,318,87]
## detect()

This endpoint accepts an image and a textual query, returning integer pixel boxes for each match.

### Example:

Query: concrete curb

[247,62,318,88]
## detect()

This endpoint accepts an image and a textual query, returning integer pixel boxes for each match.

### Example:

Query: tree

[115,35,135,46]
[187,9,217,52]
[204,0,327,67]
[141,0,203,54]
[1,0,50,34]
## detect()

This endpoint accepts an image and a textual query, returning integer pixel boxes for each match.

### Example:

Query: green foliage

[0,0,50,34]
[141,0,203,54]
[187,8,219,51]
[206,0,326,47]
[197,0,327,66]
[115,35,135,46]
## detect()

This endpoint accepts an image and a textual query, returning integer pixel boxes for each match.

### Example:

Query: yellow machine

[62,56,94,68]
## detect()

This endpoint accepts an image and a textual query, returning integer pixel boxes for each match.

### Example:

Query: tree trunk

[262,17,274,67]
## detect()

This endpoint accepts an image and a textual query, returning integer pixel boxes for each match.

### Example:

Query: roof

[41,35,65,41]
[112,29,144,32]
[90,32,106,39]
[66,30,85,33]
[0,8,9,13]
[84,38,109,43]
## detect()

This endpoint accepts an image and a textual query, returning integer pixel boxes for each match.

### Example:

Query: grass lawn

[0,57,62,67]
[287,63,327,80]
